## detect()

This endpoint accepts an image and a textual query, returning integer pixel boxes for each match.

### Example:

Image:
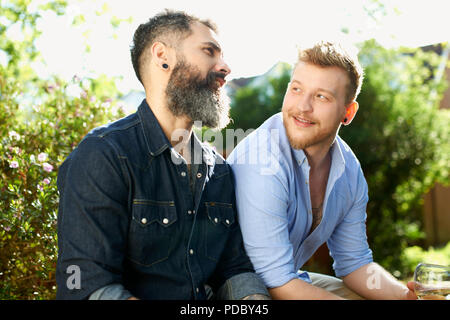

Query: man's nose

[215,57,231,77]
[296,94,313,113]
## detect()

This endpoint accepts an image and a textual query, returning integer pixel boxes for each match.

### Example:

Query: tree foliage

[341,40,449,273]
[226,63,291,132]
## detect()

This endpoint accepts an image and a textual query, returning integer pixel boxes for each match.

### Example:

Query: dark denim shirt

[56,99,259,300]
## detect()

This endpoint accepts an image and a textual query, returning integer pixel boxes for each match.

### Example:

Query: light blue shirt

[227,113,373,288]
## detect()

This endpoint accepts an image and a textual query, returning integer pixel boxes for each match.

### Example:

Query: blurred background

[0,0,449,299]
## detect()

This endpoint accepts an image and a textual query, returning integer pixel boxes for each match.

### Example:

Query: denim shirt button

[181,171,186,177]
[162,218,169,224]
[189,249,194,255]
[214,218,219,223]
[187,210,192,215]
[196,173,202,179]
[225,219,230,225]
[141,218,147,224]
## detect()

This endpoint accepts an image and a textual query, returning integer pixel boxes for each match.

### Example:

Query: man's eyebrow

[291,80,336,96]
[202,41,222,53]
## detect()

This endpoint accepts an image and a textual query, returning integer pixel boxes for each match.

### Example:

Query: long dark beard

[165,58,230,129]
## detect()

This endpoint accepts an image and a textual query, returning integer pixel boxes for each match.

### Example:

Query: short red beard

[282,111,338,151]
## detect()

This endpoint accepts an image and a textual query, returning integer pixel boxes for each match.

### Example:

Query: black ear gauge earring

[344,117,348,123]
[162,63,169,69]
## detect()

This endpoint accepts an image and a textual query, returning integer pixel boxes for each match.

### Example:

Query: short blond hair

[295,41,364,103]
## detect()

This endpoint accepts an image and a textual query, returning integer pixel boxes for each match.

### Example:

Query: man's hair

[295,41,364,103]
[130,9,217,84]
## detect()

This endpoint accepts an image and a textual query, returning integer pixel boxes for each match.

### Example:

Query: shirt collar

[192,130,215,166]
[329,138,345,179]
[291,138,346,178]
[292,148,307,167]
[137,99,171,157]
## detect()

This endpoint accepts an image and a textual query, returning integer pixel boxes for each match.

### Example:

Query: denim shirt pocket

[204,202,235,261]
[127,199,178,267]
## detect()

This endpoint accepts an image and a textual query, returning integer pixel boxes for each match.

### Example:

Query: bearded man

[55,10,269,300]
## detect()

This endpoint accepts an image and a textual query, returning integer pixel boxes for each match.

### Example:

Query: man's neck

[304,144,332,172]
[145,95,194,155]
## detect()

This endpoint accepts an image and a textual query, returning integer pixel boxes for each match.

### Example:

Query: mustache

[202,71,226,89]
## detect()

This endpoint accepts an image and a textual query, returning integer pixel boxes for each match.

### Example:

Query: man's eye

[204,47,214,56]
[317,94,327,100]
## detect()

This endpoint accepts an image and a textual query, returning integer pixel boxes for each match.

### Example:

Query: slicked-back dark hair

[130,9,217,84]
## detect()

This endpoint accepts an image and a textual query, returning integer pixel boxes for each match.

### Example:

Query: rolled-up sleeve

[327,167,373,278]
[229,155,298,289]
[89,284,133,300]
[216,272,269,300]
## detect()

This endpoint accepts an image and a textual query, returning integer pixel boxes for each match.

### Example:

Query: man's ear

[342,101,359,126]
[151,41,172,71]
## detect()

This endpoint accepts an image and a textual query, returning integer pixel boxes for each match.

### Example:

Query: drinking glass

[413,263,450,300]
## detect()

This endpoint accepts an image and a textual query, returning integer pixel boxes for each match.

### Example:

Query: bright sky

[29,0,450,94]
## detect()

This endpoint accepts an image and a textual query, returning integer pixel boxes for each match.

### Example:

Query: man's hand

[405,281,418,300]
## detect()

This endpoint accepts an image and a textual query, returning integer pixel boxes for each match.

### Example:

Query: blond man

[228,41,416,300]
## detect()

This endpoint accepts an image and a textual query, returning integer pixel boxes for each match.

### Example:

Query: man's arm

[269,278,344,300]
[88,284,134,300]
[215,272,271,300]
[343,262,416,300]
[229,152,308,298]
[56,136,130,299]
[207,163,270,300]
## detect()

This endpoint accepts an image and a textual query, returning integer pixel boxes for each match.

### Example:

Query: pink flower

[37,152,48,162]
[43,163,53,172]
[37,184,44,192]
[9,161,19,169]
[43,178,51,185]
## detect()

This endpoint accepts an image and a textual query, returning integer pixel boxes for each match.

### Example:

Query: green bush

[340,41,449,276]
[0,0,124,299]
[400,243,450,280]
[0,72,124,299]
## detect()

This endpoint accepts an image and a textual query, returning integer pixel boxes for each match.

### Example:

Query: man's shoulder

[65,112,143,167]
[228,113,293,182]
[334,136,367,197]
[228,112,289,163]
[85,112,140,141]
[335,135,362,169]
